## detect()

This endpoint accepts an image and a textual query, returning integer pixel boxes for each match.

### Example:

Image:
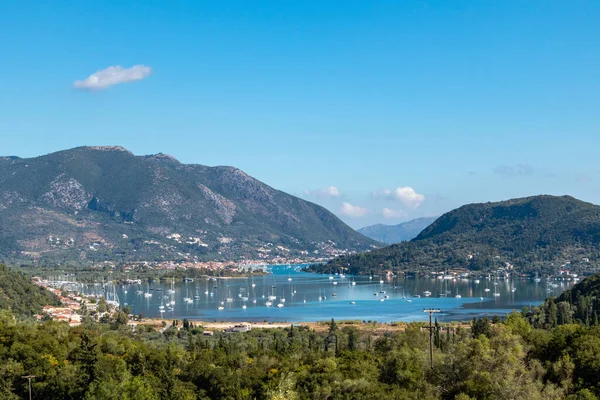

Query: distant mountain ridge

[317,195,600,275]
[0,146,377,264]
[358,217,437,244]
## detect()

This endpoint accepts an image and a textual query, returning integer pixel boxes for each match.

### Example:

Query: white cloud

[73,65,152,90]
[394,187,425,208]
[382,208,407,219]
[372,186,425,208]
[304,186,342,198]
[340,202,368,217]
[322,186,341,197]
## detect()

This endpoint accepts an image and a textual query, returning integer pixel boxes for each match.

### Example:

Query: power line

[423,309,441,369]
[21,375,36,400]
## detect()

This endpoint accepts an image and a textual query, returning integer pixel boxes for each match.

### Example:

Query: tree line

[0,306,599,399]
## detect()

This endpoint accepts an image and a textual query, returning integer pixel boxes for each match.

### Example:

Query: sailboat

[184,286,193,304]
[169,286,176,306]
[267,285,277,302]
[136,282,144,295]
[144,282,152,298]
[167,278,175,295]
[455,288,462,299]
[106,283,120,308]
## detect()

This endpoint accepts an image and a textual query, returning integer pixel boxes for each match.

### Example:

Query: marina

[74,264,577,323]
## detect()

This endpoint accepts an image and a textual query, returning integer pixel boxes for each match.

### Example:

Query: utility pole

[22,375,36,400]
[423,309,441,369]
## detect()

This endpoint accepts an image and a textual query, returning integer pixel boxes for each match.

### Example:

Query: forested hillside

[527,273,600,328]
[0,263,59,317]
[317,195,600,275]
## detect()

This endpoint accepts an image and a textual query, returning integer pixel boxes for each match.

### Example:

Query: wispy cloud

[372,186,425,208]
[575,173,592,183]
[382,208,407,219]
[73,65,152,90]
[494,163,534,177]
[340,202,368,217]
[303,186,342,198]
[372,189,393,199]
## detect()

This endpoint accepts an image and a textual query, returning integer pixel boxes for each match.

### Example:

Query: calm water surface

[91,265,575,322]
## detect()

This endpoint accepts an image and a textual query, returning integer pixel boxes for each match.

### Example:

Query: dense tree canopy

[0,308,599,398]
[1,270,600,398]
[0,264,60,317]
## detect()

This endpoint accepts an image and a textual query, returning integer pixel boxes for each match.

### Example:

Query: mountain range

[316,195,600,275]
[0,146,377,264]
[358,217,437,244]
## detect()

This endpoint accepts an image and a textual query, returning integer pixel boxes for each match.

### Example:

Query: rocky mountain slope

[358,217,437,244]
[0,146,377,264]
[316,195,600,275]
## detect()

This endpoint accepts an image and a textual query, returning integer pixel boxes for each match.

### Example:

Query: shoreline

[138,317,471,333]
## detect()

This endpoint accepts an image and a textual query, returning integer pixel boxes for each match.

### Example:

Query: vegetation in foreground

[1,272,600,398]
[1,309,599,399]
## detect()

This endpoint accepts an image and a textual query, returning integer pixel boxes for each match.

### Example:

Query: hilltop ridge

[317,195,600,275]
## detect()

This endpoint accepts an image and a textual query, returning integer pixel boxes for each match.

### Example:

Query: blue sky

[1,1,599,228]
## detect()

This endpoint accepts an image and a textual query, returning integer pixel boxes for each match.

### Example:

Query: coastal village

[32,277,84,326]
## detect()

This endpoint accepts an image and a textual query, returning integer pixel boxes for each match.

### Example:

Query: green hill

[316,195,600,275]
[527,272,600,328]
[0,146,377,264]
[0,264,60,317]
[553,273,600,325]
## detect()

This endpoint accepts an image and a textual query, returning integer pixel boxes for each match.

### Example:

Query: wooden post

[423,309,440,369]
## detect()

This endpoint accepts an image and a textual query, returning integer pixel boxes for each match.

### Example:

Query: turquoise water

[104,265,575,322]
